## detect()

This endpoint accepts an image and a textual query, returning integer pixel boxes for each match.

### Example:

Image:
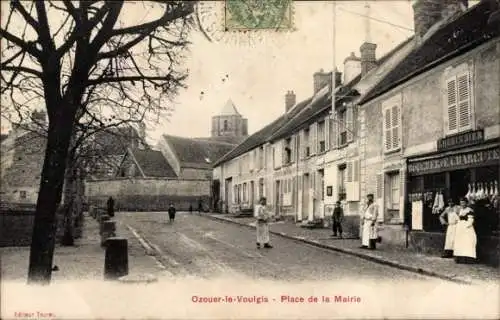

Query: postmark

[224,0,293,31]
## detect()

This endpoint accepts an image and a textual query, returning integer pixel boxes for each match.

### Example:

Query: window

[303,128,310,157]
[259,178,264,198]
[338,164,346,199]
[383,102,401,152]
[284,138,292,164]
[19,191,27,199]
[223,120,228,131]
[339,109,347,146]
[445,72,472,135]
[243,183,247,202]
[318,120,326,153]
[234,185,238,203]
[388,172,400,210]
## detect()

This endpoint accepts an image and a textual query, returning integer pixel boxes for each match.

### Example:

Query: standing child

[168,203,176,223]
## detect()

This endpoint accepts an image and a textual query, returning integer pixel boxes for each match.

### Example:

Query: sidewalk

[206,213,500,286]
[0,212,165,282]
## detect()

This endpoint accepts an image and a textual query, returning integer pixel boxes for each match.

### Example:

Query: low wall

[0,203,68,247]
[86,178,210,212]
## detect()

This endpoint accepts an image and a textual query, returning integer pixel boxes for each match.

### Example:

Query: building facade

[357,0,500,259]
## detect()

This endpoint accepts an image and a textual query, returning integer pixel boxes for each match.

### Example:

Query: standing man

[331,201,344,238]
[106,196,115,217]
[360,194,379,250]
[168,203,176,223]
[255,197,273,249]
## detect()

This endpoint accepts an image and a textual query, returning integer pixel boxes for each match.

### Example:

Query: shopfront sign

[408,147,500,175]
[437,129,484,151]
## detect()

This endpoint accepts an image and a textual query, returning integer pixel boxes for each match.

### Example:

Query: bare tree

[1,0,196,284]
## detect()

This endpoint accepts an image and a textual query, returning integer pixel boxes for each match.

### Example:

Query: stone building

[357,0,499,263]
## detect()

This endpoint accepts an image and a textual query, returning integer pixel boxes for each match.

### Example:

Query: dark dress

[106,198,115,217]
[168,207,176,220]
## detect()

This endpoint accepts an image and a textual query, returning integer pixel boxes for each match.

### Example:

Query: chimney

[285,90,296,112]
[335,69,342,88]
[413,0,468,43]
[343,52,362,84]
[313,69,333,94]
[360,42,377,77]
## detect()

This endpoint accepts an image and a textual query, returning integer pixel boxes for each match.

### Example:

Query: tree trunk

[61,166,76,246]
[27,110,76,285]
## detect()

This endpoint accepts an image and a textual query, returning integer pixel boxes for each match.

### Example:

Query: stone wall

[86,177,210,211]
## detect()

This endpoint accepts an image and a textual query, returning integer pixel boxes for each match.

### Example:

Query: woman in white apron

[255,197,272,249]
[453,198,477,264]
[439,198,459,258]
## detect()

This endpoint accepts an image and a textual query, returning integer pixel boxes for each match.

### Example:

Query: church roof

[219,99,240,116]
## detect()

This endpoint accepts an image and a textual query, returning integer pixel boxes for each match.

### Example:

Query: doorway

[225,178,232,214]
[275,180,281,216]
[302,173,310,221]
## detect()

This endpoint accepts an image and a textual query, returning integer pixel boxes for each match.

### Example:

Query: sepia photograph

[1,0,499,319]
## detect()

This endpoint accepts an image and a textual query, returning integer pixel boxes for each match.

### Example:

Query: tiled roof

[212,97,313,167]
[130,148,177,178]
[163,135,238,169]
[195,136,247,145]
[93,126,142,155]
[359,1,500,105]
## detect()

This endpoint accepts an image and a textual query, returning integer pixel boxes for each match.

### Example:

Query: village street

[120,211,437,282]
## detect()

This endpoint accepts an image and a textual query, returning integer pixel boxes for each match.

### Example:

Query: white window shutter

[446,77,458,134]
[391,105,400,149]
[457,72,472,130]
[383,108,392,151]
[346,105,354,142]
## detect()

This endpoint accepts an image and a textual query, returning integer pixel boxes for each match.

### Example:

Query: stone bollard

[99,214,110,236]
[101,220,117,246]
[104,237,129,280]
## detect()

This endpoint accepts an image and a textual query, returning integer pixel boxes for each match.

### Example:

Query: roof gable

[163,135,238,169]
[129,148,177,178]
[359,1,500,105]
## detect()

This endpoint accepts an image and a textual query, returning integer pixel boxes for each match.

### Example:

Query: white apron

[453,207,477,258]
[255,204,270,244]
[443,207,459,251]
[361,203,379,247]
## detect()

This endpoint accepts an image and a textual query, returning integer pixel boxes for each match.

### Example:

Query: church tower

[211,99,248,138]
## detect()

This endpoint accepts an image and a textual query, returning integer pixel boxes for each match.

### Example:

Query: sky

[148,1,417,142]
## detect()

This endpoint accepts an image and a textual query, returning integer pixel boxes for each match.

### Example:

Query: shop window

[445,72,472,135]
[383,100,402,152]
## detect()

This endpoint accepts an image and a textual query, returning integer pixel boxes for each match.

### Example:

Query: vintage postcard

[1,0,499,319]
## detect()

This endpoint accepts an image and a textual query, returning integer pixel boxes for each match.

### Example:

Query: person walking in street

[168,203,177,223]
[198,199,203,215]
[360,194,379,250]
[106,196,115,217]
[255,197,272,249]
[189,204,193,214]
[331,201,344,238]
[439,198,460,258]
[453,198,477,264]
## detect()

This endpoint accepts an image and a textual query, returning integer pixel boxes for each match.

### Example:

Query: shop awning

[407,139,500,176]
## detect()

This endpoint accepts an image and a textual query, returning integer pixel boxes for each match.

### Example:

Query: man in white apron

[360,194,379,250]
[255,197,272,249]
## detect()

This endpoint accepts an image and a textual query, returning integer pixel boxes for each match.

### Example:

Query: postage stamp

[224,0,294,31]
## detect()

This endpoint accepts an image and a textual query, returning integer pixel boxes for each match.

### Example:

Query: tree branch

[1,66,43,78]
[11,0,40,31]
[0,29,42,59]
[35,1,56,54]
